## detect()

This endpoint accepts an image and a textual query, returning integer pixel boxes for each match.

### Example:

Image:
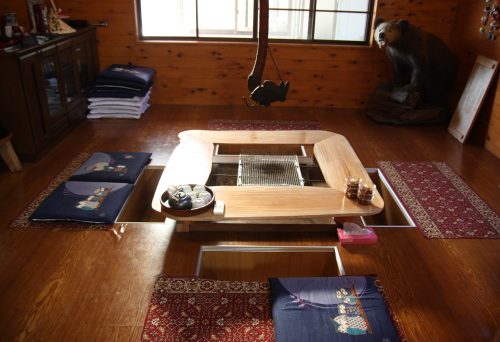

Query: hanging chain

[267,46,284,82]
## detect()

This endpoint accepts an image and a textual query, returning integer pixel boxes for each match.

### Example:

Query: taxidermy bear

[368,18,458,125]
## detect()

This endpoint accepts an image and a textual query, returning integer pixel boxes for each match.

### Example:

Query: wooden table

[152,130,384,231]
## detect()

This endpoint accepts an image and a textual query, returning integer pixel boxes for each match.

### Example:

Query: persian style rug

[208,119,321,130]
[141,277,275,342]
[378,161,500,239]
[10,153,109,230]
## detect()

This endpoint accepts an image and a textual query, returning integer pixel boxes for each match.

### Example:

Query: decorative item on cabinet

[32,0,50,34]
[47,0,76,34]
[0,26,98,162]
[1,13,25,48]
[27,0,76,35]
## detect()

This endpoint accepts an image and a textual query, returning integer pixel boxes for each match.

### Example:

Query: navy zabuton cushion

[96,64,156,88]
[30,181,134,224]
[69,152,151,184]
[269,276,400,342]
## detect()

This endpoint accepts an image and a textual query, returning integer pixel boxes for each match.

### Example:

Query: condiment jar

[344,176,360,199]
[357,181,376,205]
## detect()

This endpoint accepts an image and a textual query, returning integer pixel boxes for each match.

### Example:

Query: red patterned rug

[208,119,320,130]
[10,153,110,230]
[141,277,275,342]
[378,161,499,239]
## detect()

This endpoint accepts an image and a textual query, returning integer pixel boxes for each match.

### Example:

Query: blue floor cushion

[69,152,151,184]
[30,181,134,224]
[96,64,156,88]
[269,276,400,342]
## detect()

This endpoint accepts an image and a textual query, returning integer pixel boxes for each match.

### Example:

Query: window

[138,0,373,44]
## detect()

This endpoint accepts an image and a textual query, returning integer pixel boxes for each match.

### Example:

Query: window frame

[136,0,375,46]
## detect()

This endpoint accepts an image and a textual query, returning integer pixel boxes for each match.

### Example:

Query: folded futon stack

[87,64,156,119]
[30,152,152,224]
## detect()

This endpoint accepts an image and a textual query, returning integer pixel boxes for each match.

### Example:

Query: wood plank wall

[450,0,500,158]
[1,0,461,109]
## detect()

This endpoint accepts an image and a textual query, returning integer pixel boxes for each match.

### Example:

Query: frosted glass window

[140,0,196,37]
[138,0,373,44]
[315,12,368,41]
[316,0,369,12]
[269,9,309,39]
[269,0,310,10]
[198,0,253,38]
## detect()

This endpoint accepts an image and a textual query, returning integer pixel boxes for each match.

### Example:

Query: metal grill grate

[237,154,304,186]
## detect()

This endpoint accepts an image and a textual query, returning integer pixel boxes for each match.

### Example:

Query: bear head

[373,18,409,48]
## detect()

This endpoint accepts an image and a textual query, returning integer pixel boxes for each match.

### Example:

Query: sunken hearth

[206,143,327,187]
[206,143,413,228]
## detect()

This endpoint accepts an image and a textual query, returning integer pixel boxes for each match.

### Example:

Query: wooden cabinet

[0,27,98,161]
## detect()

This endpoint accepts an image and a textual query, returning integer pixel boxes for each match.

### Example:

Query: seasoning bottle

[33,0,49,34]
[357,181,376,205]
[344,176,360,199]
[4,13,16,38]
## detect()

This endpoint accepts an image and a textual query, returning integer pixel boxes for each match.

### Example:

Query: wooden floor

[0,105,498,341]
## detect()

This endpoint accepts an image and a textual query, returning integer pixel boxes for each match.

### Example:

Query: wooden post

[0,134,23,172]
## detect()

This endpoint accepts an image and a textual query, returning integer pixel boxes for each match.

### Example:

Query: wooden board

[448,55,499,143]
[179,129,335,145]
[151,130,384,221]
[485,81,500,158]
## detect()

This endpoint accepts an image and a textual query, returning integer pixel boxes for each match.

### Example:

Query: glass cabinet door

[40,55,63,117]
[59,47,77,104]
[73,41,91,93]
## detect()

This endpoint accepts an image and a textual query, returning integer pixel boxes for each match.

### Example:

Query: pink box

[337,227,378,245]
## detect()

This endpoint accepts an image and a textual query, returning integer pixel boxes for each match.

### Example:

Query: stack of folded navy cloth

[87,64,156,119]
